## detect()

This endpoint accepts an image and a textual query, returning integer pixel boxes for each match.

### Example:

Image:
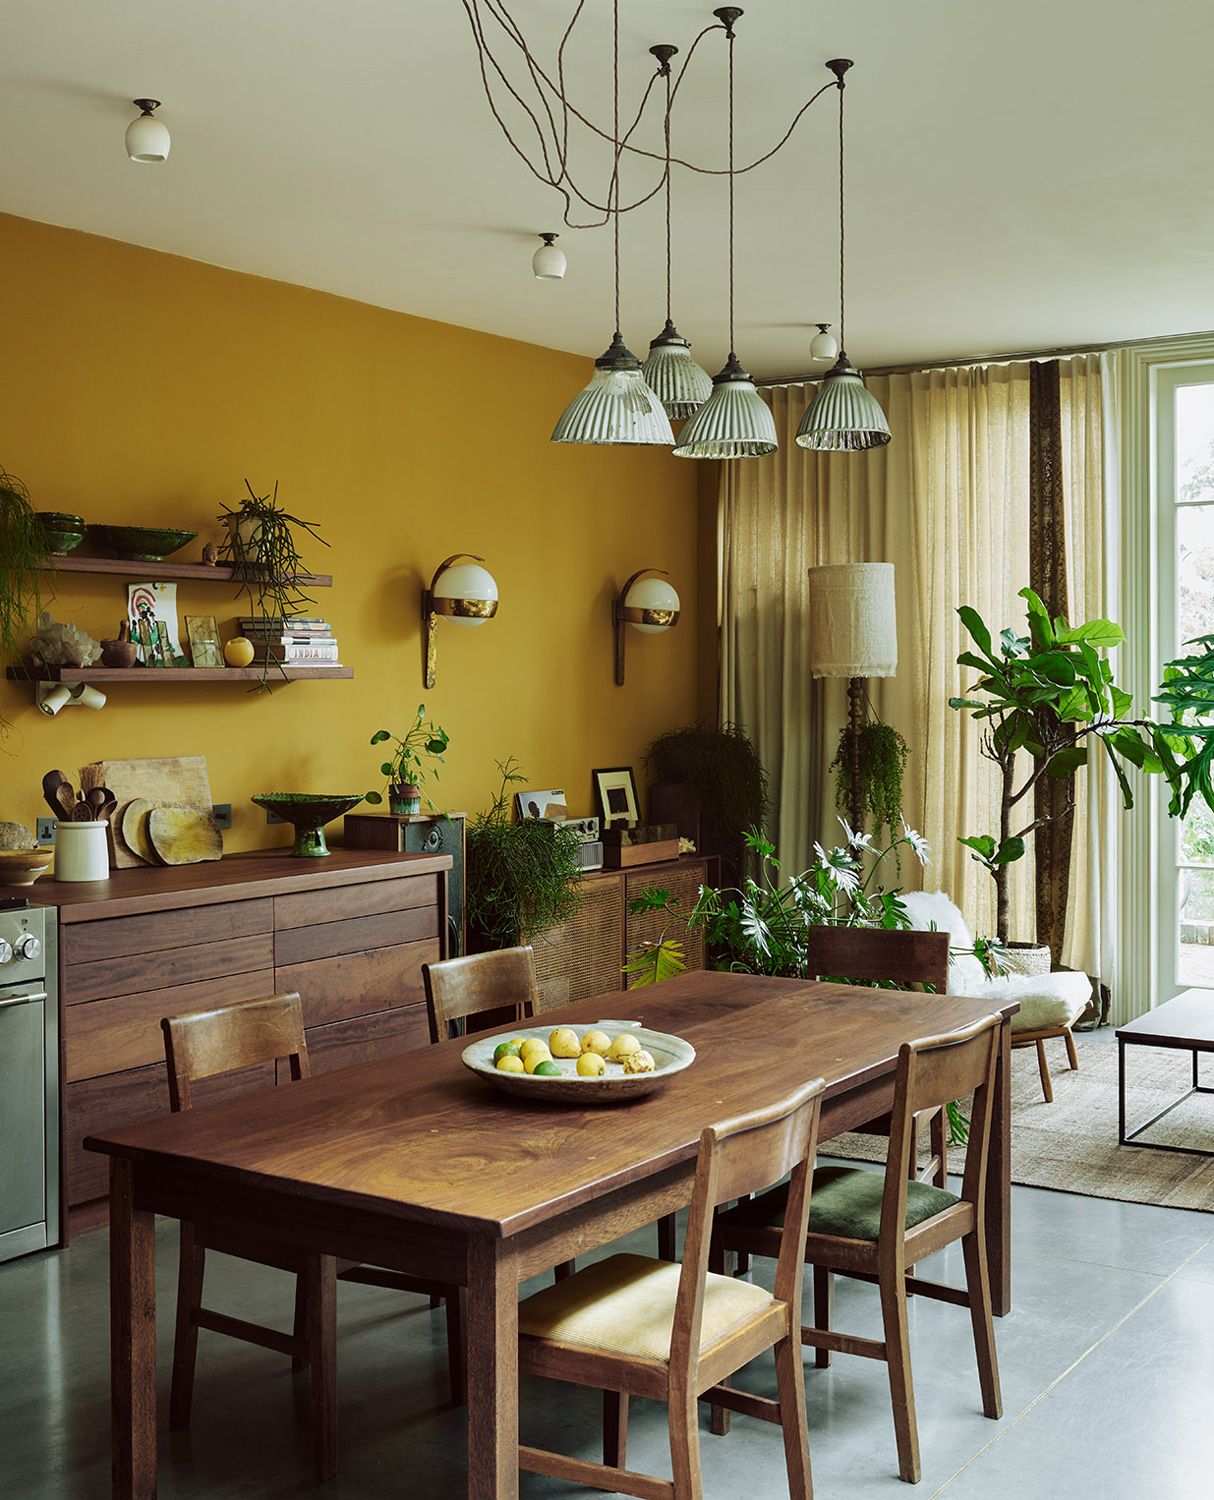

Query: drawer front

[287,1003,429,1079]
[65,968,276,1083]
[274,905,438,967]
[274,875,438,930]
[62,932,275,1007]
[62,898,274,965]
[275,938,440,1029]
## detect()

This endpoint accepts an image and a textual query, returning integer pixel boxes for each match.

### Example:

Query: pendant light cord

[837,74,845,351]
[727,25,735,358]
[612,0,621,337]
[664,69,673,325]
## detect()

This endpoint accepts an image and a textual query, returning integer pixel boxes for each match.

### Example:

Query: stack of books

[239,617,341,668]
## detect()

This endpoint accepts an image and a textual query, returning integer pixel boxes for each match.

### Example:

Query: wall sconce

[37,681,107,716]
[422,553,499,689]
[613,569,680,686]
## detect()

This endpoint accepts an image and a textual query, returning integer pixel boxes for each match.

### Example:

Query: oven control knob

[14,934,41,962]
[0,939,12,965]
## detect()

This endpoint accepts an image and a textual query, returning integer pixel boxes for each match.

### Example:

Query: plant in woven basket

[0,467,51,735]
[829,720,909,845]
[466,758,583,950]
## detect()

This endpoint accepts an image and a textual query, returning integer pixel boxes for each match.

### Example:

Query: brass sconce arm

[613,567,679,687]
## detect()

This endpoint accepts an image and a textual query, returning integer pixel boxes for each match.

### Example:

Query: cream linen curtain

[718,355,1109,970]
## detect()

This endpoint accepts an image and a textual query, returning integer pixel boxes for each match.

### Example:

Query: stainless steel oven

[0,901,59,1262]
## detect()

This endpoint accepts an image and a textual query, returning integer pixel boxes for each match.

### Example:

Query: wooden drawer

[275,938,440,1028]
[274,875,438,930]
[274,905,438,966]
[64,968,276,1082]
[286,1003,429,1079]
[62,932,275,1006]
[61,898,273,965]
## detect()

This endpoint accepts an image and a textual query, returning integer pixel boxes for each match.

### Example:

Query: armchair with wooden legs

[514,1077,827,1500]
[713,1013,1005,1484]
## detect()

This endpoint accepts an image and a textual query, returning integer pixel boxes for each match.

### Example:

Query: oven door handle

[0,991,47,1009]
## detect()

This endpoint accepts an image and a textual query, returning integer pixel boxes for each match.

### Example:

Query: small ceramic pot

[100,621,139,668]
[226,514,261,563]
[54,820,110,882]
[388,783,421,816]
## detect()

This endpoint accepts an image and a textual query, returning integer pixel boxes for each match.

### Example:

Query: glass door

[1157,367,1214,997]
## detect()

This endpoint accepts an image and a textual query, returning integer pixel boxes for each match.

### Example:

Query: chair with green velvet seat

[712,1012,1005,1485]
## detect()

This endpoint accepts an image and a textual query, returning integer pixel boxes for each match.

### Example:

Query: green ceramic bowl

[37,512,85,555]
[86,525,198,562]
[251,793,365,857]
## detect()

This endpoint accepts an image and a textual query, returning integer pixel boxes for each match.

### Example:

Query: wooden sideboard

[531,855,717,1010]
[31,848,451,1239]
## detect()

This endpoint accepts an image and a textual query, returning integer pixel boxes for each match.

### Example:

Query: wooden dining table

[87,970,1016,1499]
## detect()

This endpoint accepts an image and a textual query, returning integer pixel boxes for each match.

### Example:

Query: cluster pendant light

[673,9,777,460]
[796,62,890,451]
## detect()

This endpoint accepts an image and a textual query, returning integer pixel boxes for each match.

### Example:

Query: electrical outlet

[212,803,233,830]
[36,817,57,845]
[263,807,284,825]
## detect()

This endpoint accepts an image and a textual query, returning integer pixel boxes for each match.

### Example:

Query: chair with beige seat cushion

[900,891,1091,1102]
[516,1077,827,1500]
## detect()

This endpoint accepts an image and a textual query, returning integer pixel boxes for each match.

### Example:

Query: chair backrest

[421,945,538,1045]
[807,925,949,995]
[674,1077,826,1378]
[883,1012,1003,1247]
[161,992,309,1112]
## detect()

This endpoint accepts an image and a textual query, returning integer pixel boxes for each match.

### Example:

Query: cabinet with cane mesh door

[530,855,717,1010]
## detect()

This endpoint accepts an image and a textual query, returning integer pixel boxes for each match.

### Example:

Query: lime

[533,1059,561,1077]
[493,1040,521,1063]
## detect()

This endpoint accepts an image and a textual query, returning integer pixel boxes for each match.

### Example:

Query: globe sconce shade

[125,99,170,163]
[552,332,674,446]
[613,568,680,685]
[672,353,777,459]
[795,352,891,452]
[641,320,713,421]
[422,553,499,688]
[532,232,566,280]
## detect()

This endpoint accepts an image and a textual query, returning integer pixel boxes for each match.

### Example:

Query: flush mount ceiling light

[532,232,566,279]
[809,323,838,362]
[796,62,890,452]
[125,99,170,163]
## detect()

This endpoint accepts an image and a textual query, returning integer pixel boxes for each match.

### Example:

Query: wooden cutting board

[79,756,214,868]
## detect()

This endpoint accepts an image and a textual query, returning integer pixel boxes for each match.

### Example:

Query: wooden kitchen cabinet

[32,848,450,1239]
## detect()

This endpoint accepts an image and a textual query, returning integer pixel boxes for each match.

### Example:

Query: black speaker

[343,812,466,955]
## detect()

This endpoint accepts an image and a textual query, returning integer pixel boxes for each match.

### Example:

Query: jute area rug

[824,1034,1214,1213]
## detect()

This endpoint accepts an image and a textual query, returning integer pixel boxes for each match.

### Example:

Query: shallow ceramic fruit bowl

[462,1020,695,1105]
[85,525,198,562]
[251,792,364,857]
[0,850,54,886]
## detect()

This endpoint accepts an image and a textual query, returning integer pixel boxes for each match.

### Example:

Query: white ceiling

[2,0,1213,378]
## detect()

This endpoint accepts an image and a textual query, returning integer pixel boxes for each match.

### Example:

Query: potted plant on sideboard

[645,721,768,886]
[365,704,449,815]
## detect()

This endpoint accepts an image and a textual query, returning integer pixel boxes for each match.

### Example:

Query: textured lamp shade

[807,562,897,678]
[796,353,891,452]
[623,573,680,632]
[125,102,170,163]
[552,332,674,446]
[642,321,713,420]
[673,353,777,459]
[432,561,498,629]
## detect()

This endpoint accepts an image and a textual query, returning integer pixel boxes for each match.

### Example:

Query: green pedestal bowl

[251,792,364,857]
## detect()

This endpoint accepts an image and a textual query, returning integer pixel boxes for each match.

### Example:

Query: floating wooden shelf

[37,555,333,587]
[6,665,352,683]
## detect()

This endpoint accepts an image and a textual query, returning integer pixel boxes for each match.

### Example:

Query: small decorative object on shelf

[365,705,449,815]
[223,636,256,668]
[184,616,222,668]
[28,612,101,669]
[86,525,197,562]
[251,792,364,857]
[100,622,139,669]
[201,542,220,566]
[127,582,188,667]
[36,512,84,555]
[601,823,680,869]
[592,766,640,831]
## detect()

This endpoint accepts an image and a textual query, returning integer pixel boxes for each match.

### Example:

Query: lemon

[549,1026,581,1059]
[524,1049,554,1073]
[533,1059,561,1077]
[621,1048,656,1075]
[519,1037,550,1061]
[607,1032,642,1063]
[496,1054,525,1074]
[581,1029,611,1057]
[493,1040,521,1063]
[577,1051,607,1078]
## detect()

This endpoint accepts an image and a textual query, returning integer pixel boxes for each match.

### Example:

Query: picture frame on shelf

[127,581,188,667]
[592,766,640,830]
[185,615,222,668]
[515,787,568,821]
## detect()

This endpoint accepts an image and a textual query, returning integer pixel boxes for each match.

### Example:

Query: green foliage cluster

[830,721,910,841]
[645,721,768,884]
[0,468,50,735]
[466,758,583,950]
[365,704,449,805]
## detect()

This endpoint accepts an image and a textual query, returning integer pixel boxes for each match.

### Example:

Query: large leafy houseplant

[645,721,768,885]
[0,467,50,734]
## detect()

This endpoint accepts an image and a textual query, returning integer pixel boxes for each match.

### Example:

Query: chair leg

[291,1272,309,1373]
[169,1224,205,1430]
[812,1266,833,1369]
[1034,1039,1054,1103]
[445,1288,467,1407]
[667,1383,703,1500]
[961,1232,1002,1420]
[306,1254,338,1482]
[878,1269,920,1484]
[1064,1028,1079,1071]
[773,1331,814,1499]
[657,1213,678,1262]
[603,1390,629,1468]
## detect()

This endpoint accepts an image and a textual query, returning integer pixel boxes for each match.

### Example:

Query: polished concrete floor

[2,1166,1211,1500]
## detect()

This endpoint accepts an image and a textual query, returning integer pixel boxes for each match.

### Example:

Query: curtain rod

[757,326,1214,388]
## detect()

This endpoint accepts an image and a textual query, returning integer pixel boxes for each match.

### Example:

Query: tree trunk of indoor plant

[996,755,1014,945]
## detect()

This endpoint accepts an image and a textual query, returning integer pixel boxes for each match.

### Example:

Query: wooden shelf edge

[37,555,332,587]
[6,665,353,683]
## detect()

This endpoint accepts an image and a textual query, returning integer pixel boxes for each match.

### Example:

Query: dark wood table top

[1116,989,1214,1047]
[86,970,1012,1239]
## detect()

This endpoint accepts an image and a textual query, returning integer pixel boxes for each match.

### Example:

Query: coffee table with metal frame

[1117,989,1214,1156]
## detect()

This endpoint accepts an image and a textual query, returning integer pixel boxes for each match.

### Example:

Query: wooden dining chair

[713,1013,1004,1484]
[161,992,464,1483]
[514,1076,826,1500]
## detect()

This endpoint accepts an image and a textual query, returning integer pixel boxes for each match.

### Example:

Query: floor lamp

[807,563,898,834]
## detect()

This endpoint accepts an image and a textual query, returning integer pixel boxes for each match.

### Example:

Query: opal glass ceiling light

[422,553,498,688]
[810,323,838,362]
[532,233,566,279]
[797,62,890,452]
[613,568,680,685]
[125,99,170,163]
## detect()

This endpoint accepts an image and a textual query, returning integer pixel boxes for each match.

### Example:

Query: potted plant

[465,758,583,950]
[1,467,51,734]
[829,720,909,845]
[645,721,768,885]
[365,705,450,815]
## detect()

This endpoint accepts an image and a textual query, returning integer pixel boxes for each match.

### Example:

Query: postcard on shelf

[128,582,188,667]
[185,616,222,668]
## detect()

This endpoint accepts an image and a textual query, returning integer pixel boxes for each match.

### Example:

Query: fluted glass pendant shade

[672,353,777,459]
[552,332,675,446]
[795,352,890,451]
[642,320,713,420]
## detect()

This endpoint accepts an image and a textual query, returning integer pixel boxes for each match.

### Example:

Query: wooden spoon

[41,770,73,819]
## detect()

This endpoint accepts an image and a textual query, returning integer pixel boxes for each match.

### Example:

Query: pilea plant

[830,720,909,843]
[365,705,449,813]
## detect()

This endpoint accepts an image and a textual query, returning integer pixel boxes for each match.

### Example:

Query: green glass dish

[251,792,365,857]
[37,512,85,555]
[85,524,198,562]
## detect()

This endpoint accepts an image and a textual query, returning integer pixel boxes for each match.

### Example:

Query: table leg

[986,1019,1013,1317]
[110,1157,157,1499]
[466,1235,519,1499]
[1119,1040,1127,1144]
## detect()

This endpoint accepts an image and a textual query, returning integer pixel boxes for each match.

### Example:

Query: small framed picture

[516,788,569,821]
[185,616,223,668]
[593,767,640,830]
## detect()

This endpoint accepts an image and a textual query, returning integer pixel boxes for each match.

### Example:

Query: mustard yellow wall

[0,213,701,850]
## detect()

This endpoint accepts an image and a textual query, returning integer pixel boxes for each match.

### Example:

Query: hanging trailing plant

[829,720,909,842]
[0,468,51,735]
